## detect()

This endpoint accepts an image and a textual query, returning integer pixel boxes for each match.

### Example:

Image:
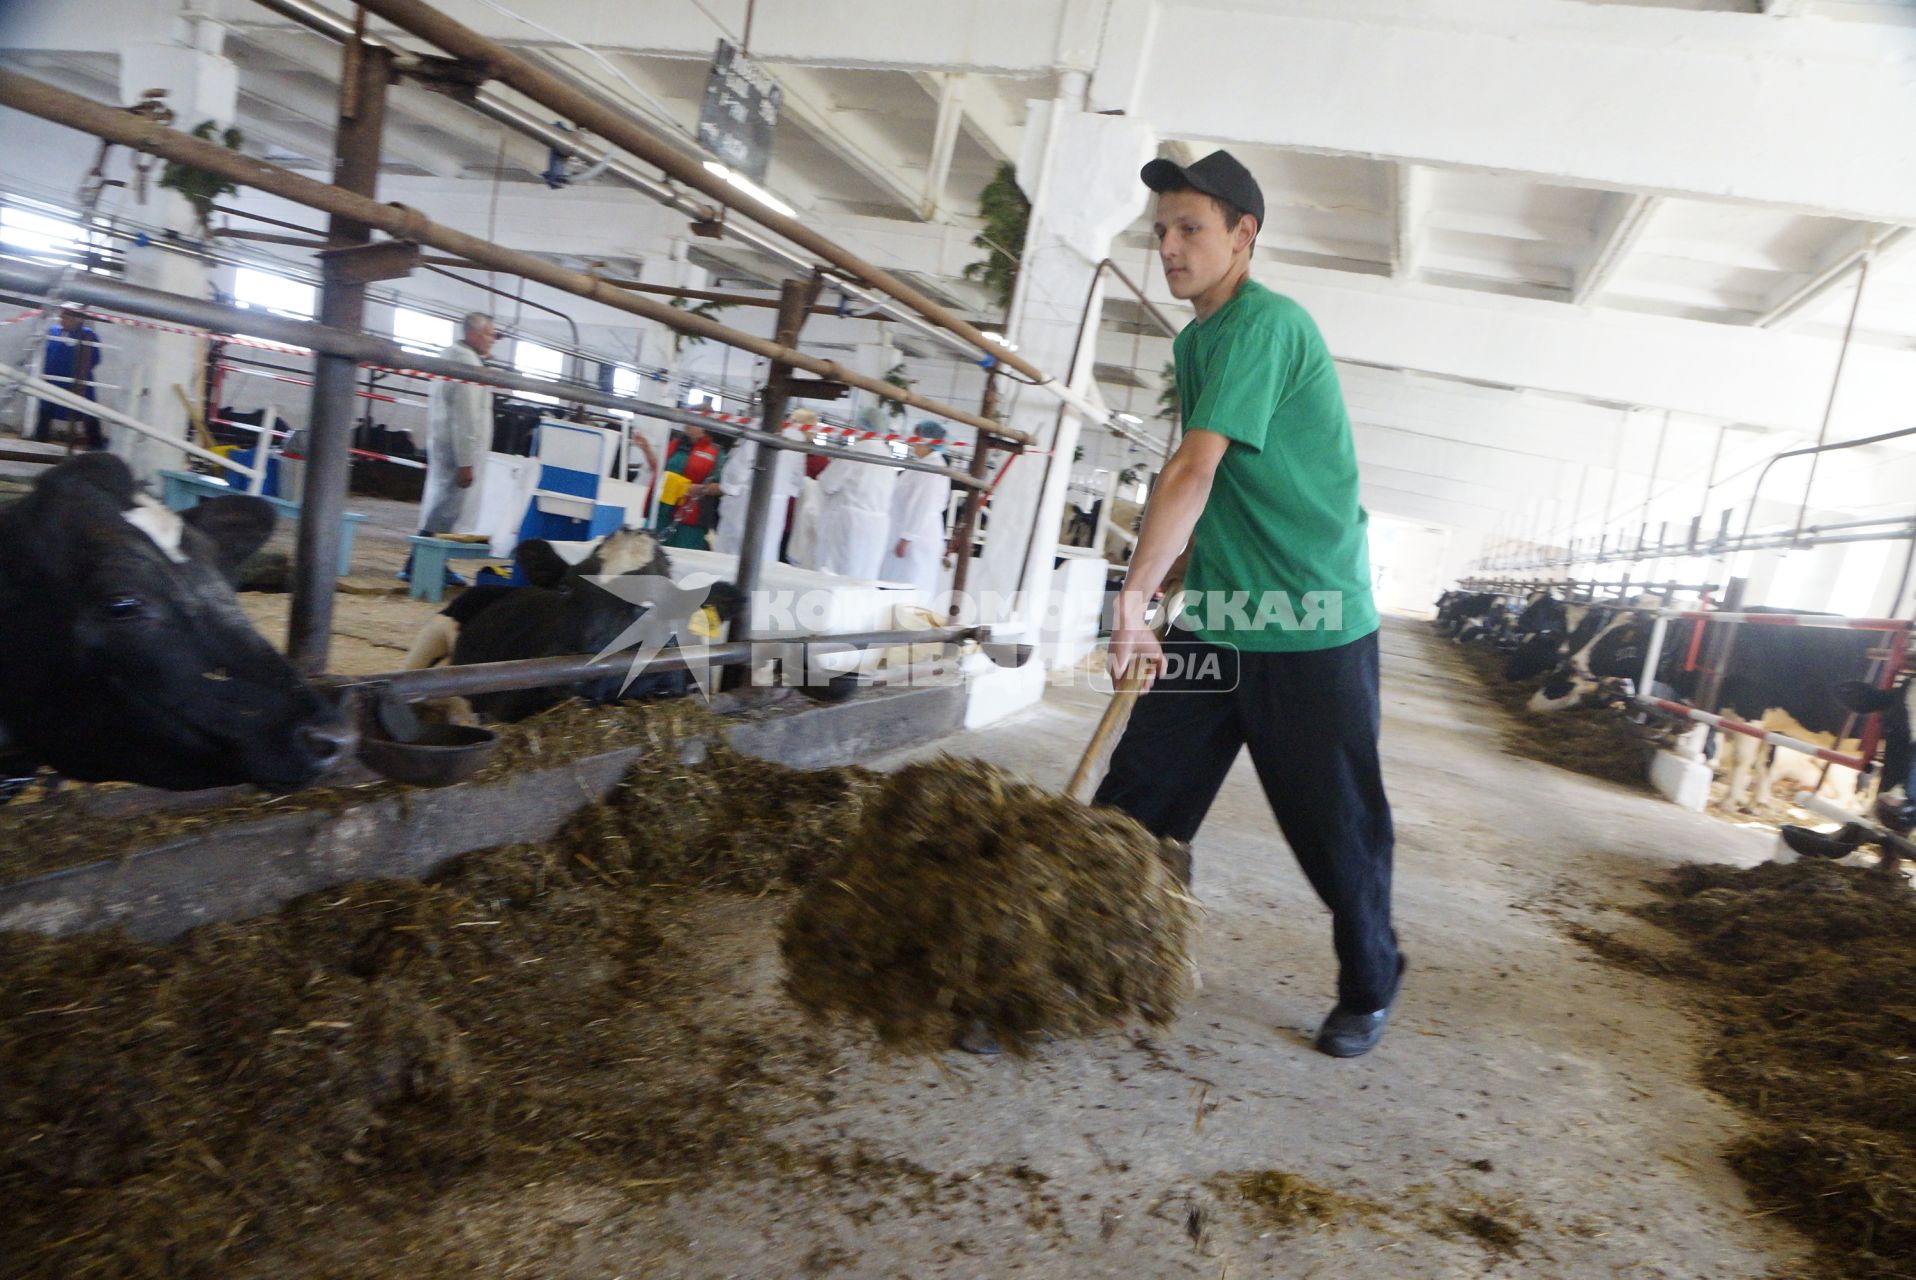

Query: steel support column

[289,36,392,672]
[733,277,819,641]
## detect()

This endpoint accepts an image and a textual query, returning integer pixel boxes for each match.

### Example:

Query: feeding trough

[354,688,498,787]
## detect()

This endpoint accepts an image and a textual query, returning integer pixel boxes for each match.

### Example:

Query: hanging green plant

[961,161,1030,315]
[667,294,735,353]
[1156,359,1181,433]
[882,360,914,420]
[158,121,243,230]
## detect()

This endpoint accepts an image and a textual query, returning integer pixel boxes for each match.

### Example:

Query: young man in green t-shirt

[1097,150,1401,1058]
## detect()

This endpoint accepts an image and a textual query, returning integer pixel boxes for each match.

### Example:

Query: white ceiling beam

[231,72,470,179]
[754,63,928,216]
[911,71,1022,168]
[1135,0,1916,225]
[1360,488,1503,533]
[1755,225,1912,328]
[228,28,517,177]
[1103,260,1916,437]
[226,0,1072,76]
[1571,192,1659,306]
[1388,162,1425,282]
[920,73,966,220]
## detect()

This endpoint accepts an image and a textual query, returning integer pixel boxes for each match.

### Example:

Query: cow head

[1505,631,1566,682]
[0,454,351,792]
[1837,678,1916,834]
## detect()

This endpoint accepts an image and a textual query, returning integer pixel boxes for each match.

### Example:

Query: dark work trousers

[32,401,104,450]
[1094,629,1399,1012]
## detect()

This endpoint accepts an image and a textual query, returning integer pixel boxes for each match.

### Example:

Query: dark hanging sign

[697,39,781,186]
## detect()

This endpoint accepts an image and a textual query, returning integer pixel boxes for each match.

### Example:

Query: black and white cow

[402,529,744,722]
[0,454,351,793]
[1530,600,1882,810]
[1434,591,1497,638]
[1695,622,1883,811]
[1524,598,1670,712]
[1503,595,1596,681]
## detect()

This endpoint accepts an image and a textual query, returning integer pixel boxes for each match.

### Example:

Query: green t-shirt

[1172,280,1378,652]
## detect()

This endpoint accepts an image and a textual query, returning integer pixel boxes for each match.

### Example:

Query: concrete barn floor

[319,614,1803,1279]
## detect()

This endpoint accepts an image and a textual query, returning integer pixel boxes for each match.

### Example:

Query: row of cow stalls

[1440,396,1916,850]
[1433,552,1916,865]
[0,0,1150,846]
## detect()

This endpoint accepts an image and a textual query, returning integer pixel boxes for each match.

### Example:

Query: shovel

[1063,566,1186,805]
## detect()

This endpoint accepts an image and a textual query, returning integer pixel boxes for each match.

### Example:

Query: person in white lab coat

[405,313,496,584]
[714,415,806,567]
[882,421,953,598]
[812,409,899,580]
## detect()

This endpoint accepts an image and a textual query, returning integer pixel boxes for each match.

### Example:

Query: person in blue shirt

[31,307,105,450]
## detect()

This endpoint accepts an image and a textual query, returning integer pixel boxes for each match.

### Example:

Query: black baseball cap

[1141,150,1264,232]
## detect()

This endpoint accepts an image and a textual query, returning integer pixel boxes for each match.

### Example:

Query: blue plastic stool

[406,536,497,603]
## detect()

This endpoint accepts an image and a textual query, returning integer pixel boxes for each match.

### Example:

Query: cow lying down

[0,454,352,795]
[402,529,745,722]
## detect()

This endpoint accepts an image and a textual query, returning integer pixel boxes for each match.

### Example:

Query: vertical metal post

[1637,614,1669,701]
[1698,576,1747,712]
[732,277,815,642]
[288,34,391,673]
[947,370,1003,613]
[1569,462,1590,558]
[1794,257,1871,545]
[1644,409,1669,525]
[1697,423,1726,536]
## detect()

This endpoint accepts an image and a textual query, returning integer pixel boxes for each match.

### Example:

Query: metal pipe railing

[240,0,1032,377]
[0,361,259,479]
[316,625,984,701]
[347,0,1069,402]
[0,262,980,489]
[0,69,1034,448]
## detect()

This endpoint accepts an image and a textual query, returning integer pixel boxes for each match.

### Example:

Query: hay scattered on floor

[1578,859,1916,1279]
[0,739,867,1280]
[563,739,880,892]
[1207,1169,1384,1233]
[1443,1205,1527,1256]
[780,756,1197,1055]
[1455,643,1655,790]
[0,697,715,885]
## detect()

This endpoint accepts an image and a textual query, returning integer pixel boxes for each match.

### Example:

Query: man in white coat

[406,312,496,585]
[813,409,899,580]
[714,415,806,567]
[882,421,953,599]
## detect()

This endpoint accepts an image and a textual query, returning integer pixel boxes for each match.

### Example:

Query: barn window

[391,307,453,355]
[0,205,80,257]
[232,267,315,320]
[1827,542,1891,619]
[511,339,564,406]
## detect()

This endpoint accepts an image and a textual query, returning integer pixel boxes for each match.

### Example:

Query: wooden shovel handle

[1064,563,1187,805]
[1064,664,1150,805]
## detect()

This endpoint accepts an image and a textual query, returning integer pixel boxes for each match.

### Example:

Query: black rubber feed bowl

[357,724,499,787]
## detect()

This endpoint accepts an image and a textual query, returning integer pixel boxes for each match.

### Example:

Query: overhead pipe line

[0,70,1032,448]
[0,262,980,489]
[342,0,1111,425]
[239,0,1071,385]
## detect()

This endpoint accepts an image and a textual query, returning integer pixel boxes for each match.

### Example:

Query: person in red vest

[659,423,724,549]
